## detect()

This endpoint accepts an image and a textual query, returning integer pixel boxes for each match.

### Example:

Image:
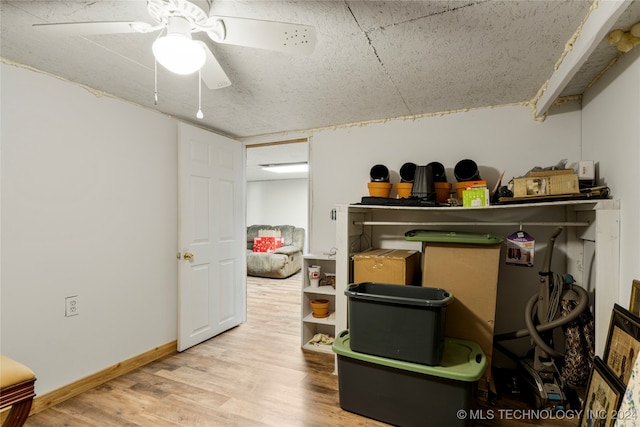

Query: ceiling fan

[32,0,318,91]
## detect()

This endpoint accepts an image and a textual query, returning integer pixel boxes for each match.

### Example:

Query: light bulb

[152,34,206,75]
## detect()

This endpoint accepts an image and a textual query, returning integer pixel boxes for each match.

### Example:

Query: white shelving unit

[335,199,620,358]
[301,253,337,354]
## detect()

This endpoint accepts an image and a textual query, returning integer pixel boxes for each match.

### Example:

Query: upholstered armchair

[246,225,305,279]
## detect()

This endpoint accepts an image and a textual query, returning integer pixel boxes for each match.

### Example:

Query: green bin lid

[404,230,503,245]
[332,330,486,382]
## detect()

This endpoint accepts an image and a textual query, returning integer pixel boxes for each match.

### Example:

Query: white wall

[1,64,178,395]
[246,179,308,229]
[582,48,640,306]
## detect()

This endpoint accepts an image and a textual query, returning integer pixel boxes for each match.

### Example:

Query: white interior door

[178,122,246,352]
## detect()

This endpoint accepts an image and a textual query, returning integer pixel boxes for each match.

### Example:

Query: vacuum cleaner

[495,227,592,410]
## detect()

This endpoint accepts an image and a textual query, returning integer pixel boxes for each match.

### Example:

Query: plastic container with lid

[333,330,486,427]
[345,282,453,365]
[404,229,504,245]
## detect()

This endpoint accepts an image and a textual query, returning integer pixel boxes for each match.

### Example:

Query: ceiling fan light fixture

[152,32,206,75]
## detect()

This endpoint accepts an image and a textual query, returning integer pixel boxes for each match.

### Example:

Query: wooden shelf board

[302,342,334,354]
[303,285,335,295]
[303,312,336,325]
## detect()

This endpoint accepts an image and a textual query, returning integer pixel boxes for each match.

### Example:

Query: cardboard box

[462,187,489,207]
[455,180,486,200]
[353,249,421,285]
[421,242,501,399]
[512,170,579,198]
[505,231,535,267]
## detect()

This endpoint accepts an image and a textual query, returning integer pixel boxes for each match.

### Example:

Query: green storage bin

[333,330,486,427]
[404,229,504,245]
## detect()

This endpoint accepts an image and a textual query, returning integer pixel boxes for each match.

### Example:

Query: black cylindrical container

[411,165,436,200]
[370,164,390,182]
[427,162,447,182]
[399,162,417,182]
[454,159,481,182]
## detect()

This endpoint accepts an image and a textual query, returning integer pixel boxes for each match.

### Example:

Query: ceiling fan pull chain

[153,27,165,106]
[196,68,204,119]
[154,59,159,105]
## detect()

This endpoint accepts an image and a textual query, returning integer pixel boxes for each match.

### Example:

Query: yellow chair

[0,356,36,427]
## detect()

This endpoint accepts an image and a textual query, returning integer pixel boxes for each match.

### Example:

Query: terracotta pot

[434,182,452,203]
[310,299,330,318]
[396,182,413,198]
[368,182,392,198]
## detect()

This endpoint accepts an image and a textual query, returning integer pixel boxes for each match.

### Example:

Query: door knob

[183,252,194,261]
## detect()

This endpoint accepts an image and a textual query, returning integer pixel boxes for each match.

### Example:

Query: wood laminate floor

[24,273,578,426]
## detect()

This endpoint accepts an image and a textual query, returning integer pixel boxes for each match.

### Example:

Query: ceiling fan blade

[207,16,316,55]
[196,41,231,90]
[32,21,156,37]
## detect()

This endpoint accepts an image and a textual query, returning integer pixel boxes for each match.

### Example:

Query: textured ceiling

[1,0,639,140]
[246,141,309,181]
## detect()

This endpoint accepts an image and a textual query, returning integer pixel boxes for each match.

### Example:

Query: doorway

[245,139,309,254]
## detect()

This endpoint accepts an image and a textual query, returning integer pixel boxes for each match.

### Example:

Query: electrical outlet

[65,295,79,317]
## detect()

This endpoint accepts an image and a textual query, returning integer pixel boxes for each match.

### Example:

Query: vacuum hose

[494,283,589,359]
[524,283,589,359]
[494,227,591,362]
